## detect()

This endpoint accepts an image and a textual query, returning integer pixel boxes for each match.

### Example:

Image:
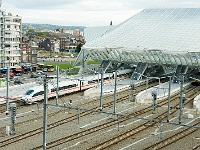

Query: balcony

[4,41,20,44]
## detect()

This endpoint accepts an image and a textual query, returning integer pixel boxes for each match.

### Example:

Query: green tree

[76,43,83,53]
[37,32,47,37]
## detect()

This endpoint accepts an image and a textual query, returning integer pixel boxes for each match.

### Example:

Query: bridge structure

[74,6,200,81]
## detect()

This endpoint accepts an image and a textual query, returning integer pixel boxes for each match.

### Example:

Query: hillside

[22,23,85,31]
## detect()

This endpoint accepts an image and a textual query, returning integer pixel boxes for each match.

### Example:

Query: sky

[1,0,200,27]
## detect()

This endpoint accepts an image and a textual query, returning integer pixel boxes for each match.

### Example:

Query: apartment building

[0,10,22,68]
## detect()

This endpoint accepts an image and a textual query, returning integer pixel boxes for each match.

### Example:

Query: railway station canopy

[74,6,200,68]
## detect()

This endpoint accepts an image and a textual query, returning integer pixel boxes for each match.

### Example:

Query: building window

[7,25,10,28]
[5,44,10,48]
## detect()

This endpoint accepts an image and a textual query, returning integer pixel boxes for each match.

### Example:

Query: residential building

[0,10,22,68]
[74,29,80,37]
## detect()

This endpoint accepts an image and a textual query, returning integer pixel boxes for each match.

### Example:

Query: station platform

[135,82,189,104]
[84,79,198,110]
[193,94,200,111]
[84,78,140,97]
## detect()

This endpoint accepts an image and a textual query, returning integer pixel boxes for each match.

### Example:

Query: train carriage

[21,69,133,104]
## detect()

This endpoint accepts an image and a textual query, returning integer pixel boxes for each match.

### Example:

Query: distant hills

[22,23,86,31]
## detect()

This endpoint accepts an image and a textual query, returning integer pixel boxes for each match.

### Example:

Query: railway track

[0,79,197,149]
[31,84,199,149]
[193,144,200,150]
[143,121,200,150]
[0,93,130,148]
[86,85,200,150]
[0,78,158,130]
[0,90,84,114]
[0,79,160,148]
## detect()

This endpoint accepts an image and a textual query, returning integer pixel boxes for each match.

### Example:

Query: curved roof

[84,25,116,43]
[84,6,200,53]
[74,6,200,68]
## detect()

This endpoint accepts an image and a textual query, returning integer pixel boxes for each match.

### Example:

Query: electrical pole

[167,76,171,122]
[113,70,117,113]
[6,57,10,115]
[10,103,16,135]
[179,75,184,124]
[100,68,103,111]
[56,65,59,106]
[151,90,157,113]
[43,76,48,150]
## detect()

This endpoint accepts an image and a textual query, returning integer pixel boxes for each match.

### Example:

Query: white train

[21,69,133,104]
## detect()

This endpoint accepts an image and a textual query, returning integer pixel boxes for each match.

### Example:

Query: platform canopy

[74,6,200,68]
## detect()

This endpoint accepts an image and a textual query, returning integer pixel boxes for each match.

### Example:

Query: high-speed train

[21,69,133,104]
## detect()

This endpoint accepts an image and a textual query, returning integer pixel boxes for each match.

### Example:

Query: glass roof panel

[84,6,200,53]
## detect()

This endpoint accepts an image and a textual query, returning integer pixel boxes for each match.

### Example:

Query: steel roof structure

[74,6,200,68]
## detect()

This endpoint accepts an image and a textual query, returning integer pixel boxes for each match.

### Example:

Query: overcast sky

[1,0,200,27]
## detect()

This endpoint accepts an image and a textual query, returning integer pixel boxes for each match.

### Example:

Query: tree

[76,43,83,53]
[37,32,47,37]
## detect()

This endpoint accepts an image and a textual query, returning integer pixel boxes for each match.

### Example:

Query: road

[37,57,76,64]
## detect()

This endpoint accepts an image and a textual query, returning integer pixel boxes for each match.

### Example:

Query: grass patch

[87,60,100,64]
[43,62,74,70]
[43,60,99,75]
[43,62,79,75]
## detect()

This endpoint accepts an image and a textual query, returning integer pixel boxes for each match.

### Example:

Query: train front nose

[21,95,29,102]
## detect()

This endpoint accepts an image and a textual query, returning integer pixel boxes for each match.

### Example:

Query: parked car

[0,72,14,78]
[15,72,23,76]
[14,78,23,85]
[22,63,32,72]
[10,72,15,78]
[43,66,48,72]
[0,73,6,78]
[30,71,43,78]
[0,68,7,73]
[23,63,32,67]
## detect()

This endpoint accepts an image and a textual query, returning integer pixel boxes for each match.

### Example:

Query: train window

[34,91,44,97]
[33,92,39,97]
[25,90,34,95]
[63,86,68,89]
[51,88,56,92]
[94,80,98,82]
[59,87,64,90]
[39,91,44,95]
